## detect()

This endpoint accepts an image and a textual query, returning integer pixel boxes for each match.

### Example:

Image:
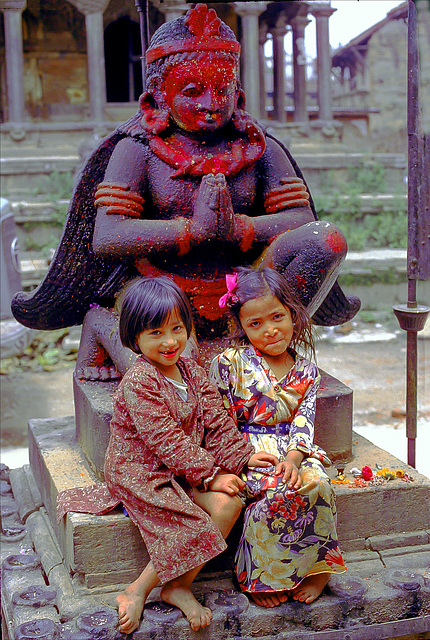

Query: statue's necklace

[139,101,266,178]
[147,130,264,178]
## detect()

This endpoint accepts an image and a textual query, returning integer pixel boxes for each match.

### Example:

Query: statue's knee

[267,220,347,261]
[313,221,347,258]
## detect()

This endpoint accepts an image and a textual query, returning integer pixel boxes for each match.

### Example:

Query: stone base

[27,416,147,588]
[27,415,430,591]
[73,375,118,481]
[74,369,353,482]
[3,422,430,639]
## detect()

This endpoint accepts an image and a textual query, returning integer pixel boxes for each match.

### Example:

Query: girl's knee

[218,492,243,515]
[214,493,243,526]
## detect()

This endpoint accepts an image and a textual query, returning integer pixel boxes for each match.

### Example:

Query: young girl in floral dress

[57,276,277,634]
[210,267,346,608]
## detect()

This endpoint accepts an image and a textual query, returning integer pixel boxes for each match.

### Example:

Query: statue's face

[162,57,237,132]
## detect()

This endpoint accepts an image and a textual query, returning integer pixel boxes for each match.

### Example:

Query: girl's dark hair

[118,277,193,354]
[228,266,315,356]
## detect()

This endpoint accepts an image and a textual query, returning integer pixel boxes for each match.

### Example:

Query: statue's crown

[145,4,240,64]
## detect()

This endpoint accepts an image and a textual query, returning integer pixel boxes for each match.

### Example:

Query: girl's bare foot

[161,582,212,631]
[291,573,330,603]
[250,590,289,607]
[115,561,160,634]
[116,588,146,634]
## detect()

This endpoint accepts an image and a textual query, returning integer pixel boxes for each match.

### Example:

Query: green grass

[313,162,407,250]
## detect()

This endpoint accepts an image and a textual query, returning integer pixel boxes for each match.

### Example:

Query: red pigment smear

[93,346,108,366]
[295,274,307,289]
[326,231,346,253]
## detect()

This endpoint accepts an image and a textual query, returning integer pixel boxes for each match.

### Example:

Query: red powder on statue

[325,231,346,253]
[295,274,307,289]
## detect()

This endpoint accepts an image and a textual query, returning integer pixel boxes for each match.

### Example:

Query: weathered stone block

[74,375,118,481]
[315,370,353,462]
[368,530,430,551]
[74,369,353,481]
[65,510,147,579]
[28,416,148,584]
[334,434,430,544]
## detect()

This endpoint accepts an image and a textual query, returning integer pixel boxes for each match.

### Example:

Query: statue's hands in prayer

[248,451,279,468]
[275,460,303,490]
[208,472,245,495]
[213,173,235,240]
[191,173,220,243]
[191,173,253,250]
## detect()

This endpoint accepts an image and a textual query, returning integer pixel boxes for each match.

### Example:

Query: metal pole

[394,0,430,468]
[405,0,419,467]
[135,0,149,88]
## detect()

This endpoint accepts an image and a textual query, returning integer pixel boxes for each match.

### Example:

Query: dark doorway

[104,16,143,102]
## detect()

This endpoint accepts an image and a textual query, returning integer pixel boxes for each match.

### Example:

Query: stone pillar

[258,25,268,119]
[234,2,267,119]
[156,0,188,22]
[272,23,287,122]
[290,15,310,122]
[67,0,110,121]
[311,2,336,121]
[0,0,27,123]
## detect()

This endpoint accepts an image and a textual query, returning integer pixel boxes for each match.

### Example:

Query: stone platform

[73,369,353,482]
[1,419,430,639]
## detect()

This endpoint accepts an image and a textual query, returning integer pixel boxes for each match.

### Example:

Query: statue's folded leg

[260,220,360,325]
[76,307,135,381]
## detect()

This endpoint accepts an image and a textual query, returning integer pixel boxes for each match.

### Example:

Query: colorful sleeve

[196,361,254,475]
[287,362,320,455]
[208,353,239,423]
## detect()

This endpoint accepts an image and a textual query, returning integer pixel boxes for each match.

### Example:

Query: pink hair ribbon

[219,273,239,309]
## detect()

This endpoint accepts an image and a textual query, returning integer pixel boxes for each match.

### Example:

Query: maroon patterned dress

[57,356,254,583]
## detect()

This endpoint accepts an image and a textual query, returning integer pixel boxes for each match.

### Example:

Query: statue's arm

[92,138,192,258]
[246,137,315,245]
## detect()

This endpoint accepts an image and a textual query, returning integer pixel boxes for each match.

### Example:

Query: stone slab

[314,370,353,462]
[2,454,430,640]
[28,415,430,594]
[73,375,118,481]
[334,434,430,545]
[74,369,353,481]
[28,416,147,583]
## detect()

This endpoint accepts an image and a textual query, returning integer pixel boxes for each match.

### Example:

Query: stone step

[27,415,430,592]
[2,490,429,640]
[4,417,427,639]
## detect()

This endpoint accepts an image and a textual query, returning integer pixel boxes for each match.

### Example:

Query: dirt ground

[1,331,428,451]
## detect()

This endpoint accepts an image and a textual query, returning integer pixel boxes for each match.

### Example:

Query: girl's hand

[248,451,279,468]
[208,473,245,495]
[275,461,302,490]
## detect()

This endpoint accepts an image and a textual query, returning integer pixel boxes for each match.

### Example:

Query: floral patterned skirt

[236,434,346,593]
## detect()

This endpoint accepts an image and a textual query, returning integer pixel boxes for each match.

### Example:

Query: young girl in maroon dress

[59,276,277,634]
[210,267,346,608]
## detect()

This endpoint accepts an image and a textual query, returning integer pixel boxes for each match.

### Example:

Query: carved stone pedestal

[74,369,354,482]
[27,415,430,596]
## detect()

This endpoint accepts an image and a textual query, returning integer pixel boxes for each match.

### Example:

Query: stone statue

[11,3,359,379]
